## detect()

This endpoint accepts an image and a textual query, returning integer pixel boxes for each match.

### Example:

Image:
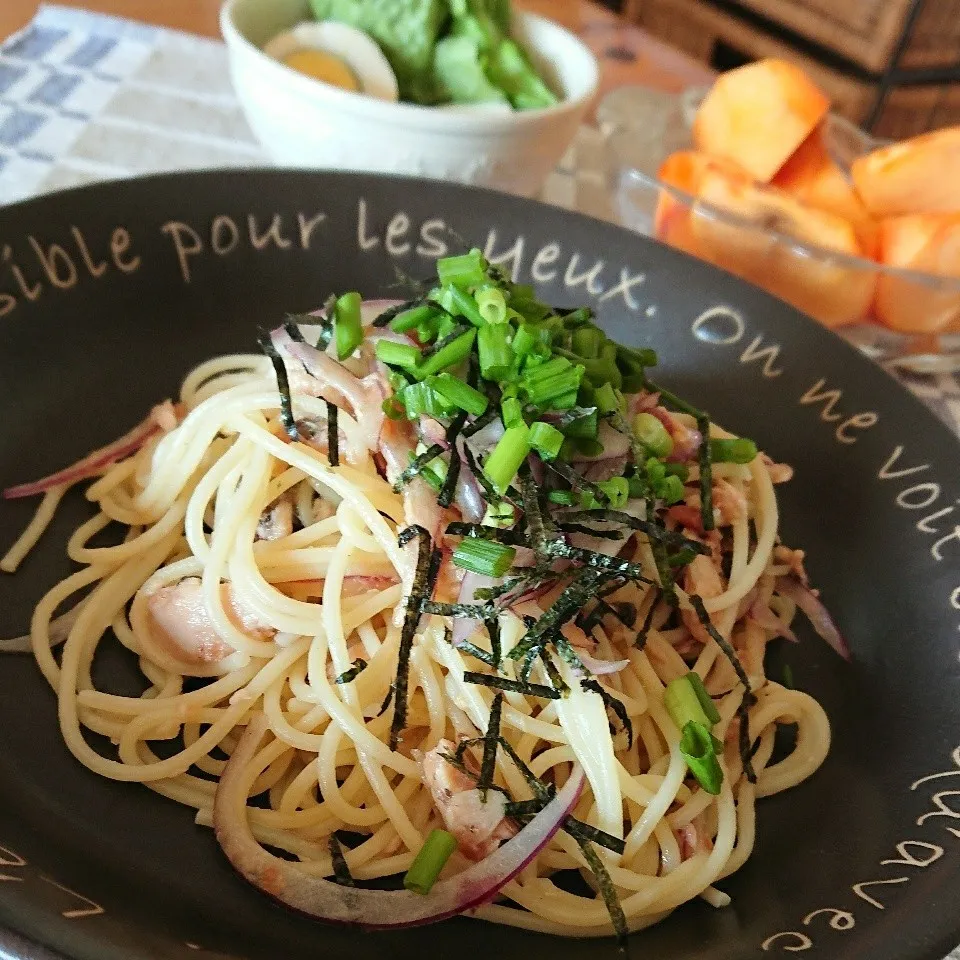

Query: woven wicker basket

[627,0,960,137]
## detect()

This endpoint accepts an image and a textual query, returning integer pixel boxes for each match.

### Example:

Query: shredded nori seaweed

[328,835,355,886]
[461,405,499,438]
[633,591,660,651]
[422,599,497,620]
[478,692,504,799]
[463,671,561,700]
[326,400,339,467]
[690,594,756,783]
[376,684,394,718]
[461,443,501,504]
[390,526,433,749]
[543,540,652,583]
[508,568,604,663]
[334,658,367,685]
[258,332,298,441]
[540,649,570,696]
[581,679,633,749]
[444,522,526,545]
[562,510,709,555]
[437,411,468,508]
[486,617,502,669]
[696,414,715,532]
[573,833,628,948]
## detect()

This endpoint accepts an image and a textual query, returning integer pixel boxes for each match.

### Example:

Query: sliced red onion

[464,418,504,458]
[776,575,850,661]
[0,604,84,654]
[214,716,584,928]
[452,571,498,648]
[748,599,799,644]
[576,650,630,676]
[3,404,172,499]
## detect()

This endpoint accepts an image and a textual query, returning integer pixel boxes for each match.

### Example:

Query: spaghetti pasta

[1,277,834,940]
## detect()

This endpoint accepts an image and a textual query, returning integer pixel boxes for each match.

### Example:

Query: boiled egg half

[263,22,399,102]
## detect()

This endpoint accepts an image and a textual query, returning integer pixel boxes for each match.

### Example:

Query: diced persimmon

[654,151,750,260]
[874,213,960,332]
[851,126,960,217]
[773,130,879,258]
[692,59,830,183]
[691,169,875,328]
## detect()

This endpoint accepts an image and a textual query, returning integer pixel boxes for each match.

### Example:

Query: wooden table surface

[0,0,713,98]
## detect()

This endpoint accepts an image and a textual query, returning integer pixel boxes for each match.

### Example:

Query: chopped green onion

[664,673,714,731]
[501,396,524,428]
[548,490,579,505]
[562,307,593,328]
[399,382,456,420]
[593,382,621,415]
[478,323,513,381]
[529,421,564,460]
[476,286,508,325]
[597,477,629,508]
[375,338,422,369]
[572,325,603,358]
[334,291,363,360]
[403,829,458,895]
[633,412,674,458]
[415,329,477,379]
[679,720,724,795]
[446,285,486,327]
[522,355,569,384]
[665,463,689,480]
[564,408,598,440]
[453,538,517,577]
[660,473,685,504]
[522,367,584,409]
[709,437,759,464]
[483,423,531,493]
[431,373,488,416]
[482,502,516,527]
[512,323,539,357]
[687,670,721,724]
[437,249,488,289]
[390,303,438,333]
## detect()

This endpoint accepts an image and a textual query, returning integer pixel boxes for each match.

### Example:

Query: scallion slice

[375,338,422,369]
[709,437,759,464]
[403,829,458,895]
[453,538,516,577]
[664,672,714,731]
[478,322,513,381]
[476,286,508,325]
[431,373,488,416]
[333,291,363,360]
[437,249,488,289]
[391,303,438,333]
[483,423,531,493]
[501,396,524,429]
[528,421,564,461]
[679,720,724,795]
[415,329,477,380]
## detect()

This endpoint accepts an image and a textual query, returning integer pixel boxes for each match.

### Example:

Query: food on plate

[265,0,558,109]
[2,252,837,940]
[875,213,960,332]
[692,169,876,328]
[656,57,960,335]
[851,127,960,217]
[692,58,829,183]
[263,21,400,101]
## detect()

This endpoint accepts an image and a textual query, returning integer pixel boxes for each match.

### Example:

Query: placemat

[1,3,960,443]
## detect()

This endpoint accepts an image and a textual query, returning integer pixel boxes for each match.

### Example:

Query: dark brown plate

[1,170,959,960]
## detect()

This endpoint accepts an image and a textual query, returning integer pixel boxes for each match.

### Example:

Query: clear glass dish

[602,87,960,374]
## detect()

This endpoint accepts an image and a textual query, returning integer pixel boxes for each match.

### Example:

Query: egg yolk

[283,50,360,92]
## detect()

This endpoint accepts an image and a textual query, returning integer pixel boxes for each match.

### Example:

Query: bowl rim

[623,166,960,294]
[219,0,600,132]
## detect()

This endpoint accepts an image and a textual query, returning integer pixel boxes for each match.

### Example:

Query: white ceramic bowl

[220,0,599,196]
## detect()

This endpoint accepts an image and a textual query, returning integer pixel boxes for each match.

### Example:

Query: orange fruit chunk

[693,59,830,183]
[774,130,879,258]
[851,126,960,217]
[691,169,875,327]
[874,213,960,332]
